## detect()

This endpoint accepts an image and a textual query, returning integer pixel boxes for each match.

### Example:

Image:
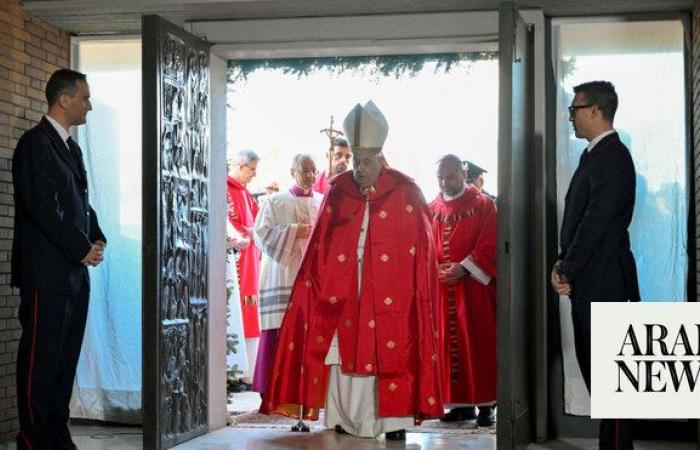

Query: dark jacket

[11,117,105,294]
[559,132,640,302]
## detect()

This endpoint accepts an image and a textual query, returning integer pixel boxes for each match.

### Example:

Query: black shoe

[228,379,248,393]
[55,441,78,450]
[476,405,496,427]
[385,429,406,440]
[440,406,477,422]
[54,426,77,450]
[334,425,349,435]
[16,432,52,450]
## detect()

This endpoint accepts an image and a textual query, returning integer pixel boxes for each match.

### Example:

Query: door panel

[497,2,534,449]
[142,14,211,450]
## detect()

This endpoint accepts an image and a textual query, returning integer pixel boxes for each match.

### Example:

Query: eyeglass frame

[568,104,594,116]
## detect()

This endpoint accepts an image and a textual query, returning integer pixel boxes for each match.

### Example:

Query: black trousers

[571,300,633,450]
[16,288,89,450]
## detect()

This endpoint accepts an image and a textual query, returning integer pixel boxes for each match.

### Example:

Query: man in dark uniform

[552,80,639,450]
[464,160,496,200]
[12,69,106,450]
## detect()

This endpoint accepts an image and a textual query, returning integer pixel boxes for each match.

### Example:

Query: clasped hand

[438,262,467,285]
[295,220,312,239]
[550,261,571,296]
[229,237,250,250]
[82,240,106,267]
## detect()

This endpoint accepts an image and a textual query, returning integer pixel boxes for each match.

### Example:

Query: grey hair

[291,153,315,171]
[232,149,260,166]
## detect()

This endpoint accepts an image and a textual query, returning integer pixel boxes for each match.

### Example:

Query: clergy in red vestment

[227,149,262,385]
[312,137,351,194]
[430,154,497,426]
[261,101,443,440]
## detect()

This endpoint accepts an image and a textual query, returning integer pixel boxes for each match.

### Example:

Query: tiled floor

[175,427,497,449]
[0,402,694,450]
[1,426,495,449]
[2,425,695,449]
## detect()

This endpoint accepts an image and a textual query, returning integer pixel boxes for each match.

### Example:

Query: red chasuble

[227,175,261,338]
[260,168,443,421]
[429,185,497,405]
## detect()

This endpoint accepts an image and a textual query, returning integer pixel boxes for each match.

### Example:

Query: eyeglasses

[568,104,594,116]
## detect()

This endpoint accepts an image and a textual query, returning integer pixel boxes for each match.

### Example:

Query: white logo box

[591,302,700,419]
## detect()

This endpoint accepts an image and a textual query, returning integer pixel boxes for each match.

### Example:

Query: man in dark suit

[12,69,106,450]
[552,80,639,450]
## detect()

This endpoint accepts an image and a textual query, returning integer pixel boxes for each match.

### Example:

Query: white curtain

[71,39,142,423]
[553,20,687,415]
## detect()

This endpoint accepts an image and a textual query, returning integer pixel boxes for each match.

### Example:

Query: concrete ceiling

[22,0,692,36]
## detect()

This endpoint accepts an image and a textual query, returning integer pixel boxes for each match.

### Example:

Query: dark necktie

[66,136,78,153]
[66,136,85,180]
[578,149,589,167]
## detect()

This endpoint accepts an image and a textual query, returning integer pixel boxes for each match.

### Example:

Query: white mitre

[342,100,389,153]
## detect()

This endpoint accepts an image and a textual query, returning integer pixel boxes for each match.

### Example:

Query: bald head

[437,154,467,197]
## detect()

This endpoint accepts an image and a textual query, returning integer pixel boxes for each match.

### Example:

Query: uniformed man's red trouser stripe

[20,430,33,450]
[26,291,39,425]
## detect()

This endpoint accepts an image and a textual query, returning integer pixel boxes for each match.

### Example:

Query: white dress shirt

[586,128,615,152]
[44,114,71,151]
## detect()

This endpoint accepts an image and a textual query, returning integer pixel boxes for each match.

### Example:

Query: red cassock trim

[261,168,444,421]
[20,431,33,450]
[27,291,39,425]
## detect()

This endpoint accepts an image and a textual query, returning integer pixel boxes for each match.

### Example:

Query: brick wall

[0,0,70,443]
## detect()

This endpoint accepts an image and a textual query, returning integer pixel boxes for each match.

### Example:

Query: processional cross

[320,115,344,175]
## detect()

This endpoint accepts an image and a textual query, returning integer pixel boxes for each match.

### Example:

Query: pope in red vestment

[261,102,443,439]
[261,168,443,419]
[227,174,261,338]
[429,155,497,423]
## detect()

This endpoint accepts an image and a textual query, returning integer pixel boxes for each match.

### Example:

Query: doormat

[229,410,496,435]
